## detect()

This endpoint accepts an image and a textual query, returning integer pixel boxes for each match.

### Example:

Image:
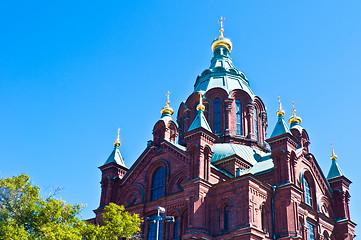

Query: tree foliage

[0,174,141,239]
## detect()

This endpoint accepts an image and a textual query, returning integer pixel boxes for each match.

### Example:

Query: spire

[188,92,212,132]
[211,16,233,52]
[104,129,125,167]
[160,91,174,117]
[289,101,302,125]
[327,143,344,179]
[270,96,290,138]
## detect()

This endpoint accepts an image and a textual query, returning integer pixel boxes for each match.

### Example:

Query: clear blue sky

[1,0,360,235]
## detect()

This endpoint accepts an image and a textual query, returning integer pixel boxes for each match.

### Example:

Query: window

[151,167,165,201]
[213,98,221,134]
[224,205,230,230]
[173,216,179,239]
[306,221,315,240]
[148,214,163,240]
[304,178,312,206]
[261,204,267,232]
[254,107,258,140]
[236,100,242,135]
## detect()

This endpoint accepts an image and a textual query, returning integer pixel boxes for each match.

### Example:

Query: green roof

[211,143,268,165]
[103,146,126,167]
[270,115,290,138]
[290,121,303,133]
[193,46,254,97]
[327,159,344,179]
[187,110,212,132]
[245,157,273,175]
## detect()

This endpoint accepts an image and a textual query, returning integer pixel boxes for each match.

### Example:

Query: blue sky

[1,0,360,235]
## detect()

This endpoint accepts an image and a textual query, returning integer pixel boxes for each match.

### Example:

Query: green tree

[0,174,141,240]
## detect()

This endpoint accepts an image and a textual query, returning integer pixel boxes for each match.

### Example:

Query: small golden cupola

[289,101,302,125]
[211,16,233,52]
[160,91,174,116]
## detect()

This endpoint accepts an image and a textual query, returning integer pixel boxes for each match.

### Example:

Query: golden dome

[289,101,302,124]
[211,16,233,52]
[160,91,174,115]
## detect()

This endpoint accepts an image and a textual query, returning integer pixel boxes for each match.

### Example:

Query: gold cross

[166,91,170,103]
[291,101,295,111]
[218,16,225,28]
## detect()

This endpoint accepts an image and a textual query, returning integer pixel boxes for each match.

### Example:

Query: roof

[270,115,290,138]
[211,143,273,177]
[187,110,212,132]
[211,143,269,165]
[244,157,273,175]
[290,121,303,133]
[327,159,344,179]
[103,146,126,167]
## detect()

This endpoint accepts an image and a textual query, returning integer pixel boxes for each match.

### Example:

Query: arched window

[181,210,188,235]
[148,213,163,240]
[151,167,165,201]
[306,221,315,240]
[213,98,221,134]
[236,100,242,135]
[304,178,312,206]
[261,204,267,232]
[254,107,258,140]
[224,205,230,230]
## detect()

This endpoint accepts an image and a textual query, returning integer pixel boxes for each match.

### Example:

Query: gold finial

[196,92,205,111]
[114,128,121,147]
[289,101,302,124]
[211,16,232,52]
[166,91,170,104]
[276,96,285,116]
[160,91,174,115]
[218,16,225,38]
[291,101,296,117]
[331,142,338,160]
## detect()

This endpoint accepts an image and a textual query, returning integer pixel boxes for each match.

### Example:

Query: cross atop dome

[212,16,233,52]
[218,16,225,38]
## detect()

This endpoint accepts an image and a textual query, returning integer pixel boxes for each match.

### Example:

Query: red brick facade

[91,35,356,239]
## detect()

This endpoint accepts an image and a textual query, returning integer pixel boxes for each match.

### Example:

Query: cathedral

[89,20,356,239]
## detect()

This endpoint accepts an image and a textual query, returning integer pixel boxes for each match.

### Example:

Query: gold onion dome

[211,17,233,52]
[114,128,121,147]
[197,92,205,111]
[160,91,174,115]
[331,143,338,160]
[276,96,285,116]
[289,101,302,124]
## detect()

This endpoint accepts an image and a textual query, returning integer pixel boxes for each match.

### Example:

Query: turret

[153,91,178,145]
[266,97,299,185]
[289,101,310,152]
[183,92,216,180]
[327,146,352,220]
[326,146,356,239]
[99,129,128,206]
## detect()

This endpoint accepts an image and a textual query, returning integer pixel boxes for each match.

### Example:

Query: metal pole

[156,207,160,240]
